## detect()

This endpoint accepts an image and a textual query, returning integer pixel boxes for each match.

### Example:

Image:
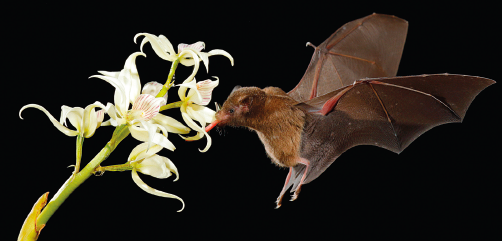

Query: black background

[8,2,499,240]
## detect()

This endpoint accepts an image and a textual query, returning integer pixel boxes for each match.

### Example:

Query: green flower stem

[74,134,84,174]
[156,58,179,98]
[160,101,183,111]
[36,124,130,228]
[95,163,134,173]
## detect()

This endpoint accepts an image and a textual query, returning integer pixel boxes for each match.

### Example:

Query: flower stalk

[95,162,134,173]
[160,101,184,111]
[35,124,130,228]
[74,134,84,174]
[156,58,180,99]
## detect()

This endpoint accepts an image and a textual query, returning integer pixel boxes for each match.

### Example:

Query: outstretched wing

[288,13,408,103]
[289,74,495,189]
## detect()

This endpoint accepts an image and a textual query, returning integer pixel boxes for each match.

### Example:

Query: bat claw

[275,198,283,209]
[290,193,298,202]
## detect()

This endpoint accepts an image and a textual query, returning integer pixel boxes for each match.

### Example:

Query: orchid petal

[189,104,216,124]
[19,104,78,136]
[162,157,179,182]
[129,123,175,151]
[62,106,84,134]
[122,52,145,106]
[142,81,167,105]
[97,70,121,79]
[177,42,205,53]
[136,155,173,179]
[128,142,163,163]
[89,74,127,116]
[63,106,84,134]
[95,109,105,128]
[177,77,198,102]
[102,103,121,126]
[198,52,210,73]
[130,94,163,122]
[178,49,200,84]
[131,168,185,212]
[135,33,176,61]
[151,113,191,134]
[158,35,176,56]
[82,101,107,138]
[192,77,219,105]
[186,105,207,128]
[181,111,212,152]
[180,103,212,152]
[208,49,234,66]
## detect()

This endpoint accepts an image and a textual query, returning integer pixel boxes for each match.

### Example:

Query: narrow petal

[186,105,207,128]
[129,123,176,151]
[19,104,78,136]
[158,35,176,56]
[177,77,198,102]
[122,52,145,106]
[128,142,163,163]
[97,70,121,78]
[135,33,176,61]
[89,73,127,116]
[198,52,210,73]
[162,157,179,182]
[177,49,200,84]
[151,113,191,134]
[102,103,121,126]
[208,49,234,66]
[180,104,212,152]
[131,168,185,212]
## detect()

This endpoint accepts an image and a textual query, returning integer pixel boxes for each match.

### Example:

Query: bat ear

[238,95,253,113]
[230,85,241,96]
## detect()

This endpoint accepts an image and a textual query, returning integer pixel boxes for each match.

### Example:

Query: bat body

[206,14,495,208]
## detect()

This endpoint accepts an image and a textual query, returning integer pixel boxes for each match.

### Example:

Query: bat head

[206,86,267,131]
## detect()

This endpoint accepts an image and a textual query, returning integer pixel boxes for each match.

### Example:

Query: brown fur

[216,86,305,167]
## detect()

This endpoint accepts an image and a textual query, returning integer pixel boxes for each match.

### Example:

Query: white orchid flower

[90,52,190,151]
[128,142,184,212]
[134,33,234,73]
[19,101,106,138]
[177,77,219,152]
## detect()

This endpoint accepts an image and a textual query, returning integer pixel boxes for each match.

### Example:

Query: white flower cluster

[19,33,233,212]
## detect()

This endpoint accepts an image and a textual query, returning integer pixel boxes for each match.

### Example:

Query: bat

[204,13,495,208]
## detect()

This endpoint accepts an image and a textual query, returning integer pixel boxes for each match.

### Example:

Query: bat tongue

[205,120,220,132]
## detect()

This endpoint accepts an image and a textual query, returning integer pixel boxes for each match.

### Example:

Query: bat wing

[287,13,408,103]
[288,74,495,191]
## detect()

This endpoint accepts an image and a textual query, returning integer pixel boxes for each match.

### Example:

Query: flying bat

[204,13,495,208]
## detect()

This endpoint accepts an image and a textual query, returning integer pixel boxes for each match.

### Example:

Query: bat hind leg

[290,158,310,202]
[275,167,292,209]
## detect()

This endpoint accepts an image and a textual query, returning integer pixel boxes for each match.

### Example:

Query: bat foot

[275,197,283,209]
[290,186,301,201]
[290,193,299,201]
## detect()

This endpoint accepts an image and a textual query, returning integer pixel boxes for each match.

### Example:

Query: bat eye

[229,108,234,114]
